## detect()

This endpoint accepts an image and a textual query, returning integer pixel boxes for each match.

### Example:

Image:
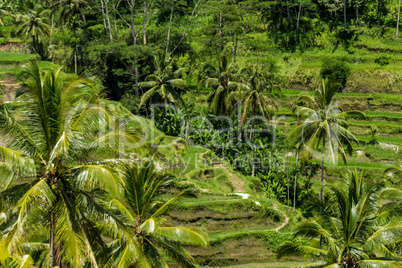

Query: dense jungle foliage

[1,0,402,267]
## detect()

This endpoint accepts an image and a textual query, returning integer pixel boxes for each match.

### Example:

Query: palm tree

[50,0,88,23]
[14,2,51,54]
[0,62,141,267]
[0,2,12,26]
[103,162,209,267]
[200,54,249,116]
[397,0,401,38]
[277,169,402,267]
[288,79,358,201]
[139,52,187,118]
[227,65,277,177]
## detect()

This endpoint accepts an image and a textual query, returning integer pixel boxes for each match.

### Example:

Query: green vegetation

[0,0,402,267]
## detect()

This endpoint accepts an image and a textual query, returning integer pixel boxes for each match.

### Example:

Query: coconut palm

[288,79,359,201]
[277,169,402,267]
[0,2,12,26]
[139,52,187,117]
[102,162,209,267]
[0,62,141,267]
[0,211,38,268]
[200,54,249,115]
[50,0,88,23]
[226,70,277,177]
[14,2,50,54]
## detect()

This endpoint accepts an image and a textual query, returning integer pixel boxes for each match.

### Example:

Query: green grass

[357,135,402,146]
[0,51,40,64]
[0,61,53,76]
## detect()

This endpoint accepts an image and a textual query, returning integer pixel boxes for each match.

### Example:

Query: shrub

[374,54,390,66]
[320,59,351,89]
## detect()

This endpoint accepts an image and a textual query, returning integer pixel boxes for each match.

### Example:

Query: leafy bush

[320,59,351,89]
[374,54,390,66]
[120,92,140,114]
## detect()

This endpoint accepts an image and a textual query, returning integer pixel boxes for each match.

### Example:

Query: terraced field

[1,49,401,267]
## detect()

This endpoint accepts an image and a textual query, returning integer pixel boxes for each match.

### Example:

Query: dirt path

[215,164,246,192]
[272,203,289,232]
[214,164,289,232]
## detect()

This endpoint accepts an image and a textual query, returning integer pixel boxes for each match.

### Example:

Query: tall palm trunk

[397,0,401,38]
[251,101,256,177]
[293,150,298,210]
[286,154,289,206]
[74,45,78,75]
[49,212,55,268]
[130,0,139,87]
[219,12,224,51]
[143,0,147,45]
[166,2,174,53]
[321,135,325,201]
[296,0,302,32]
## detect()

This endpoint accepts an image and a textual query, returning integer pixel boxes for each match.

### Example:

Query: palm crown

[103,162,209,268]
[14,2,50,53]
[139,53,187,112]
[201,54,249,115]
[277,169,402,267]
[0,62,140,267]
[288,79,358,200]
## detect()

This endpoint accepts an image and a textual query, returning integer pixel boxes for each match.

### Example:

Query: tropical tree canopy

[201,54,249,115]
[0,61,141,267]
[14,3,50,53]
[288,79,360,200]
[139,52,187,111]
[102,162,209,268]
[277,169,402,268]
[289,79,358,165]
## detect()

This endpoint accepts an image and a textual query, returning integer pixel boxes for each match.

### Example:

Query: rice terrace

[1,0,402,267]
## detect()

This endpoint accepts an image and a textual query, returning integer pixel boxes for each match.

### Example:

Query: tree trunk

[251,102,256,177]
[166,2,174,53]
[143,0,147,45]
[321,135,326,201]
[233,33,238,63]
[397,0,401,38]
[49,212,55,268]
[130,0,137,46]
[32,35,37,54]
[356,1,359,22]
[296,0,302,33]
[114,13,118,34]
[286,0,290,22]
[74,45,78,74]
[293,150,298,210]
[49,14,54,47]
[286,154,289,206]
[378,0,383,25]
[130,0,139,88]
[344,0,347,27]
[219,12,224,51]
[104,0,113,41]
[100,0,108,34]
